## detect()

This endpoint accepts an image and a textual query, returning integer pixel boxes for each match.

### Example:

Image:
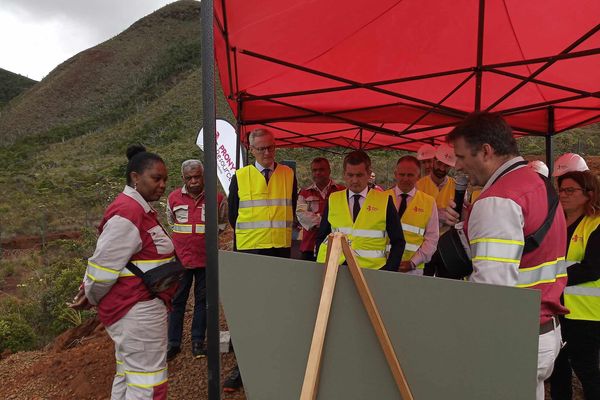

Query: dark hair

[447,112,519,157]
[125,145,164,185]
[558,170,600,216]
[396,155,420,169]
[343,150,371,171]
[311,157,330,168]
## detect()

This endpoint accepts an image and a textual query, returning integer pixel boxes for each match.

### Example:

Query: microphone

[453,174,469,219]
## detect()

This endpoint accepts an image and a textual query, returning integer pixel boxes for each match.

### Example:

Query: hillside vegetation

[0,68,37,108]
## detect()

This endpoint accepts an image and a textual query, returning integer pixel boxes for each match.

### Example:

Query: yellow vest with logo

[416,175,455,209]
[564,215,600,321]
[235,164,294,250]
[389,190,435,270]
[316,189,390,269]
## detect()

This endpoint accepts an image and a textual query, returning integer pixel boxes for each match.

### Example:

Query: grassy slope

[0,68,37,108]
[0,0,599,238]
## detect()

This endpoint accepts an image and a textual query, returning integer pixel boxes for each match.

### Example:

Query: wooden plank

[342,238,415,400]
[300,233,342,400]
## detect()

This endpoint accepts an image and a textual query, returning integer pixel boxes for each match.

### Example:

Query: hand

[399,260,415,273]
[439,200,460,227]
[68,288,92,310]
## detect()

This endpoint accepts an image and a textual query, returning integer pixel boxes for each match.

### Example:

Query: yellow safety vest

[389,190,435,270]
[564,215,600,321]
[316,189,390,269]
[416,175,456,209]
[470,189,482,203]
[235,164,294,250]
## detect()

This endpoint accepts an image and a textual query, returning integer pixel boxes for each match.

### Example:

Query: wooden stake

[342,239,415,400]
[300,233,342,400]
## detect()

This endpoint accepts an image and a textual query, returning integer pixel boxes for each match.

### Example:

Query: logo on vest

[413,206,424,213]
[572,234,579,242]
[366,205,379,212]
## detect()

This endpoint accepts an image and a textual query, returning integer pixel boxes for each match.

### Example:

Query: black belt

[540,316,559,335]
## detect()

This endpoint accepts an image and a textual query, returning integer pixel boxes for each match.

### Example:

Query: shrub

[0,314,36,352]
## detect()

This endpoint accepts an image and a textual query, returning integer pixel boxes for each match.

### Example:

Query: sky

[0,0,178,81]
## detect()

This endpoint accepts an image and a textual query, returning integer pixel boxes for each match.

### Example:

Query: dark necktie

[398,193,408,219]
[352,194,362,222]
[262,168,271,184]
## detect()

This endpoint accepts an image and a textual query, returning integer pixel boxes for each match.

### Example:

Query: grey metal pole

[201,1,220,398]
[546,106,555,176]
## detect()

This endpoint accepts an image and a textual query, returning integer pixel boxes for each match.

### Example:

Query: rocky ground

[0,307,247,400]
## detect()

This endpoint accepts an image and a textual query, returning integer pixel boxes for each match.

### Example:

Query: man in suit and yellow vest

[416,143,457,227]
[315,150,405,271]
[226,128,298,391]
[390,155,439,275]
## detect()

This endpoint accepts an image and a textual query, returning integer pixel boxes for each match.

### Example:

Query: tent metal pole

[236,97,242,169]
[546,106,555,175]
[201,1,221,398]
[474,0,485,111]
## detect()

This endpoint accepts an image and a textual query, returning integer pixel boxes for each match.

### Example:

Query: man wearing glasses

[225,128,298,391]
[443,112,568,400]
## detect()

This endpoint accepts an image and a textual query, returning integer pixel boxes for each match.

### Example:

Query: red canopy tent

[214,0,600,153]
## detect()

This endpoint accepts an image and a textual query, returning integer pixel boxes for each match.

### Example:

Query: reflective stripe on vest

[239,199,293,208]
[116,359,125,377]
[171,224,205,234]
[564,215,600,321]
[125,368,168,388]
[236,220,293,230]
[86,261,121,283]
[470,238,524,263]
[317,189,389,269]
[235,165,294,250]
[120,257,176,277]
[516,258,568,288]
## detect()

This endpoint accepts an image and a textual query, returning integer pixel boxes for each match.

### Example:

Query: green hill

[0,0,233,237]
[0,68,37,108]
[0,0,599,239]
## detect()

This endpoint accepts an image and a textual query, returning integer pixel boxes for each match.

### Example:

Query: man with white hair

[226,128,298,391]
[166,160,227,360]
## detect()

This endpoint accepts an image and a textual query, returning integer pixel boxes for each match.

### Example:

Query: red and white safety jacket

[166,186,226,268]
[465,157,569,324]
[84,186,177,326]
[297,180,345,253]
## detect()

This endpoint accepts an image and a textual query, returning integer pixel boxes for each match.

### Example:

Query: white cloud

[0,0,177,80]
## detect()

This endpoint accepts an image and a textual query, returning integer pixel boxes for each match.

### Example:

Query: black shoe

[167,344,181,361]
[223,365,243,392]
[192,342,206,358]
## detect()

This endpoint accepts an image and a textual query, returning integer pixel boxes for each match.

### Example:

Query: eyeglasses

[559,187,585,195]
[252,145,275,153]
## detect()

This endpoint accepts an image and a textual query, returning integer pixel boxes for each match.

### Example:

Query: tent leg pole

[201,1,221,399]
[546,106,555,175]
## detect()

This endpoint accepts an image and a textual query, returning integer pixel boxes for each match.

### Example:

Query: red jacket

[298,181,345,253]
[465,160,568,324]
[94,192,177,326]
[168,187,225,268]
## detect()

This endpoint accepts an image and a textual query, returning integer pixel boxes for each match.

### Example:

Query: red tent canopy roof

[215,0,600,150]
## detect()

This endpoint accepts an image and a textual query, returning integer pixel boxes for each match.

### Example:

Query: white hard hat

[552,153,589,177]
[528,160,549,177]
[435,143,456,167]
[416,144,436,160]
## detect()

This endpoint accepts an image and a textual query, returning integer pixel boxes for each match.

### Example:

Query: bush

[0,314,36,352]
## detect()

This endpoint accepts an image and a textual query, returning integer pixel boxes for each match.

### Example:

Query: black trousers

[550,317,600,400]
